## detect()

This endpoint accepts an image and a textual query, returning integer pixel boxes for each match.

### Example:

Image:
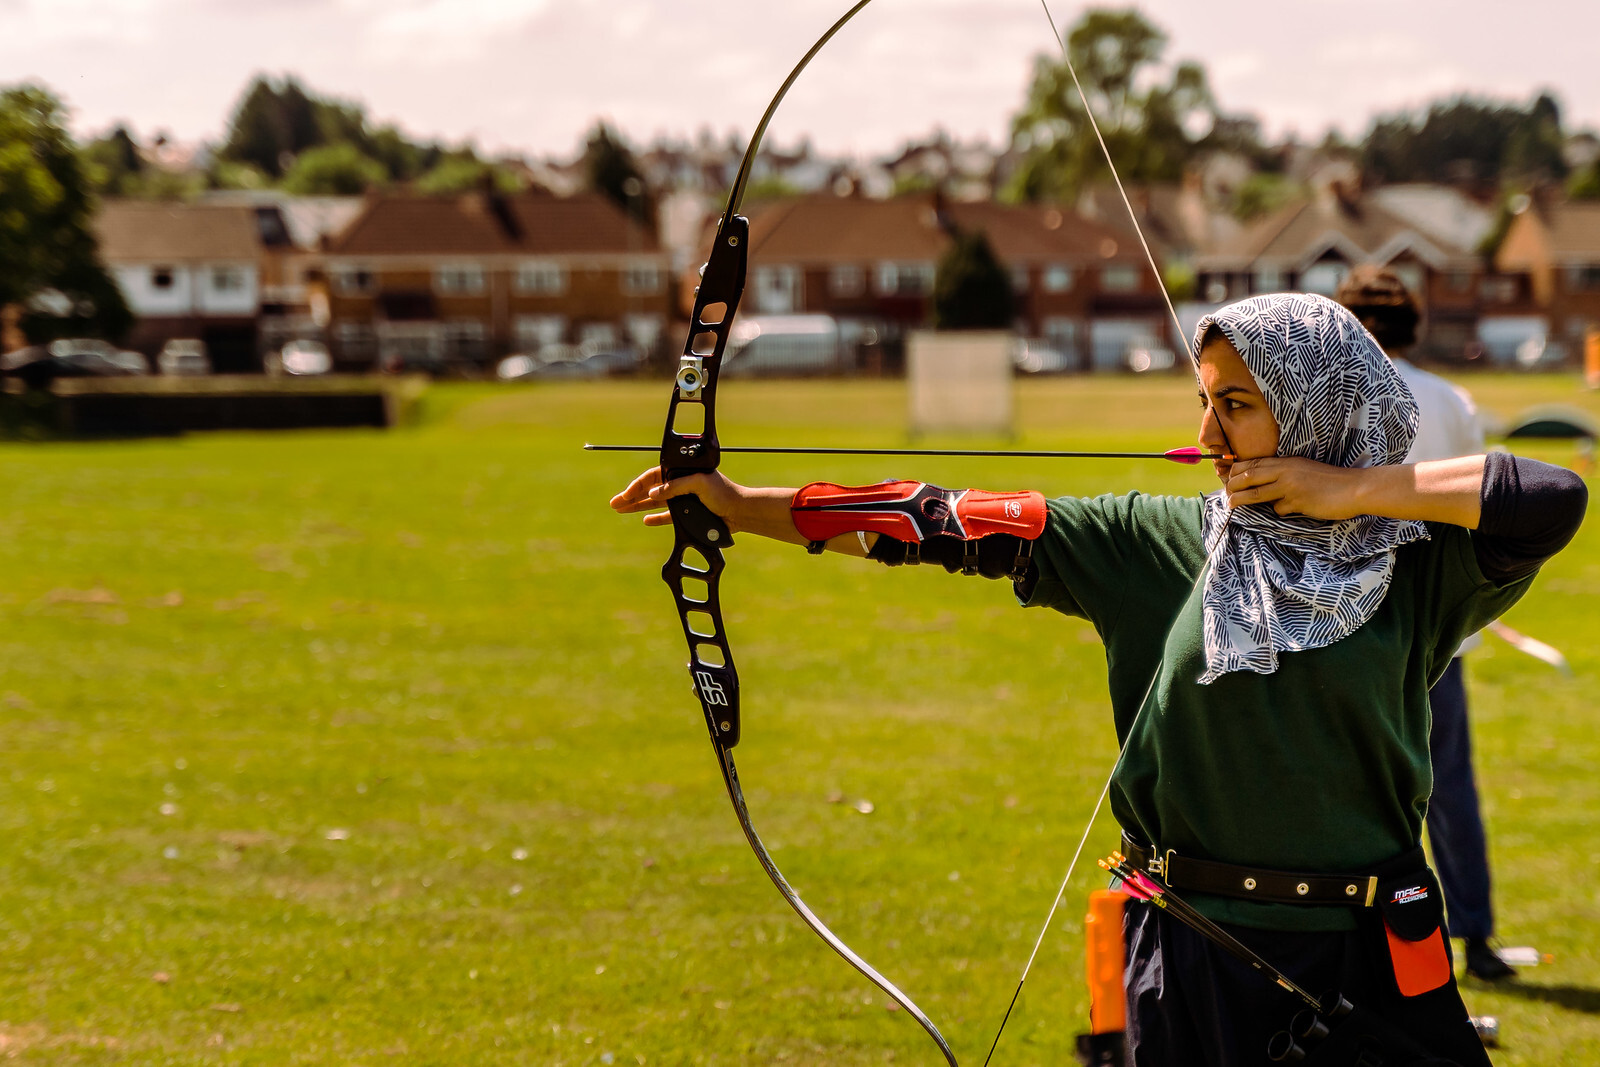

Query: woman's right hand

[610,466,752,531]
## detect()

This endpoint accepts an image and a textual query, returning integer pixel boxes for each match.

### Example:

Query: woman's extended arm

[609,467,875,556]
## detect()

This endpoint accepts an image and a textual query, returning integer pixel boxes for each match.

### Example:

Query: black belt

[1120,834,1427,908]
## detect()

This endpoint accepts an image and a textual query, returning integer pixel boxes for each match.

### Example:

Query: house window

[445,319,488,361]
[1101,265,1140,292]
[830,265,866,298]
[625,314,665,352]
[334,320,377,357]
[514,315,567,352]
[1479,276,1518,304]
[1254,266,1283,293]
[1010,266,1030,293]
[579,322,620,353]
[1447,271,1473,293]
[1569,265,1600,291]
[333,267,374,295]
[515,261,567,295]
[1043,265,1075,293]
[211,266,245,292]
[435,264,486,296]
[1042,317,1079,354]
[1300,263,1348,296]
[151,266,175,290]
[876,262,935,297]
[754,265,801,313]
[621,262,664,296]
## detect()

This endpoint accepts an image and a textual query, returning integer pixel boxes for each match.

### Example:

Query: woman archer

[611,292,1586,1066]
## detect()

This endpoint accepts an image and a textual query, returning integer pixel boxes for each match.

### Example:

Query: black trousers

[1426,658,1496,941]
[1124,899,1491,1067]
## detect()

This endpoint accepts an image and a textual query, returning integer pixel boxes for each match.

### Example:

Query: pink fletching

[1163,447,1205,464]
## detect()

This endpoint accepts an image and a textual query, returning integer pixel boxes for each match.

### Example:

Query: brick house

[727,193,1168,369]
[322,190,671,371]
[1195,184,1535,362]
[1496,199,1600,360]
[96,200,294,371]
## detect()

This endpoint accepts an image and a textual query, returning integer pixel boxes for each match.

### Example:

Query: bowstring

[981,6,1212,1063]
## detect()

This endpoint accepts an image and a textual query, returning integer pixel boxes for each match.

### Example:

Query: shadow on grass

[1470,979,1600,1015]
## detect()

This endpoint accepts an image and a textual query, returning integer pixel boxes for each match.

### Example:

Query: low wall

[1,375,424,438]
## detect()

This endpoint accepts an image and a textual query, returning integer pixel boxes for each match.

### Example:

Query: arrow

[586,444,1228,464]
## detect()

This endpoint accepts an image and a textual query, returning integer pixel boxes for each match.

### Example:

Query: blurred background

[3,3,1600,1064]
[3,0,1600,399]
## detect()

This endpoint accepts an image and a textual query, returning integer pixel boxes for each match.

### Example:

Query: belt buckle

[1147,848,1175,884]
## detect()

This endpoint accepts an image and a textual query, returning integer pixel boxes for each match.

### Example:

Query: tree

[1569,164,1600,201]
[582,123,652,229]
[415,153,520,195]
[81,125,144,196]
[1360,94,1569,187]
[932,230,1014,331]
[0,85,130,343]
[1004,8,1213,203]
[219,75,324,177]
[281,142,387,195]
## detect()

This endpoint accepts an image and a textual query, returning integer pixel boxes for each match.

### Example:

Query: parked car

[158,339,210,376]
[496,346,640,381]
[0,339,147,386]
[1013,339,1073,374]
[266,340,333,376]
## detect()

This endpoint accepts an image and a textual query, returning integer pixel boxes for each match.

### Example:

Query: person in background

[1336,266,1516,982]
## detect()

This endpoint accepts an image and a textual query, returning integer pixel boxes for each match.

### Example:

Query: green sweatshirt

[1024,492,1534,931]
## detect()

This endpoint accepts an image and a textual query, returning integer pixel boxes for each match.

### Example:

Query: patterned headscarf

[1191,293,1429,684]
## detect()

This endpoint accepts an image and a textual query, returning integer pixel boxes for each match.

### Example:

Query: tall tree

[932,230,1014,331]
[1005,8,1213,203]
[582,123,653,229]
[0,86,131,342]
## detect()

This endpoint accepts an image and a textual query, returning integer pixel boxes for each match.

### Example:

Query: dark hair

[1334,266,1420,352]
[1197,322,1226,352]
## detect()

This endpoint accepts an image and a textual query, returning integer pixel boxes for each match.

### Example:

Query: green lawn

[0,374,1597,1065]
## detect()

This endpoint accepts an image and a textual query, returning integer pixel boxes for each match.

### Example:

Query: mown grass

[0,373,1596,1065]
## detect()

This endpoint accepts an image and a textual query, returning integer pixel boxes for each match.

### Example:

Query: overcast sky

[4,0,1597,159]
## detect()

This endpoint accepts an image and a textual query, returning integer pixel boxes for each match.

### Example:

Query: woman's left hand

[1224,457,1367,520]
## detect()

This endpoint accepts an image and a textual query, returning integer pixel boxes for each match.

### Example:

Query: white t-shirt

[1394,357,1486,657]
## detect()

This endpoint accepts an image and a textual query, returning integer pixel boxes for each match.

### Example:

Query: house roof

[746,196,949,262]
[740,194,1143,266]
[327,191,659,258]
[1538,201,1600,259]
[1367,185,1494,252]
[1199,188,1474,272]
[96,201,264,262]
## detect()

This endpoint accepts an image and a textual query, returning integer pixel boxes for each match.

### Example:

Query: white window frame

[332,266,375,296]
[210,266,246,293]
[830,264,866,298]
[1100,265,1140,293]
[621,261,665,297]
[515,261,567,296]
[435,264,486,296]
[1043,265,1075,293]
[514,314,567,351]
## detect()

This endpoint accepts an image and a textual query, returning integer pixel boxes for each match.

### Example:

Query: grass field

[1,373,1597,1065]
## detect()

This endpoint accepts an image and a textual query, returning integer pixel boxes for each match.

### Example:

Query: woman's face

[1197,332,1279,484]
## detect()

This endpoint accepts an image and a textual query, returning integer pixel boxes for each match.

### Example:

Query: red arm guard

[791,480,1047,544]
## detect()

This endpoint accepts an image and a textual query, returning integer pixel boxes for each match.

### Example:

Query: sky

[3,0,1597,159]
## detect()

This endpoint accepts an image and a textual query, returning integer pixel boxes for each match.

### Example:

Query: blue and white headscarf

[1192,293,1428,684]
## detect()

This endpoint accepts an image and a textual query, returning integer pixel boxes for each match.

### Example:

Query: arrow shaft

[588,444,1223,460]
